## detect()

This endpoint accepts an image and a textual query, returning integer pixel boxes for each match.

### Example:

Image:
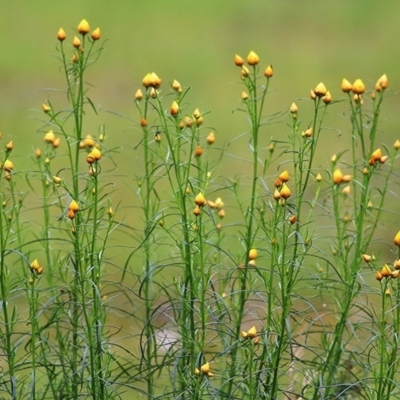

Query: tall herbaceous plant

[0,19,399,400]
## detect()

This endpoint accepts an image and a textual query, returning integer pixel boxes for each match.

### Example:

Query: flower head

[78,19,90,35]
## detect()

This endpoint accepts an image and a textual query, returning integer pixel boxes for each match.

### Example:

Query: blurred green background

[1,1,399,396]
[1,0,398,252]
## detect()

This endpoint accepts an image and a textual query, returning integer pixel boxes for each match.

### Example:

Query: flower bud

[44,130,55,144]
[241,91,249,101]
[234,54,244,66]
[68,199,80,213]
[361,254,372,263]
[249,248,258,260]
[57,28,66,41]
[289,102,298,114]
[6,141,13,151]
[289,215,297,225]
[35,148,42,158]
[314,82,327,97]
[172,80,182,92]
[91,28,101,41]
[278,170,289,183]
[193,205,201,216]
[333,169,343,185]
[72,36,81,48]
[342,185,351,195]
[280,183,291,199]
[264,65,273,78]
[381,264,392,277]
[194,192,206,207]
[394,230,400,247]
[375,74,388,91]
[247,51,260,66]
[170,101,180,116]
[194,145,203,157]
[341,78,352,93]
[78,19,90,35]
[241,66,250,78]
[352,79,365,95]
[394,140,400,150]
[207,131,215,145]
[135,89,143,101]
[215,197,224,209]
[273,189,281,201]
[42,104,51,113]
[140,118,147,127]
[322,91,332,104]
[316,173,322,182]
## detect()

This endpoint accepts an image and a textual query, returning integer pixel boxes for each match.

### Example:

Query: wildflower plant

[0,19,399,400]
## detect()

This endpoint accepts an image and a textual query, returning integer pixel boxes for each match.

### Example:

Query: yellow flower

[278,170,290,183]
[78,19,90,35]
[280,183,291,199]
[44,130,55,144]
[314,82,327,97]
[91,28,101,41]
[352,79,365,95]
[4,159,14,172]
[247,51,260,66]
[333,169,343,185]
[248,248,258,260]
[289,103,298,114]
[68,200,80,213]
[341,78,352,93]
[394,231,400,247]
[264,64,273,77]
[194,192,206,207]
[72,36,81,48]
[172,80,182,92]
[234,54,244,66]
[170,101,179,116]
[375,74,388,91]
[207,132,215,145]
[57,28,66,42]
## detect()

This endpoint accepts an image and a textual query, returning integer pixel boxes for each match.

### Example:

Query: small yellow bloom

[30,259,40,271]
[316,173,322,182]
[68,200,80,213]
[44,130,55,144]
[135,89,143,101]
[289,102,298,114]
[4,159,14,171]
[381,264,392,277]
[241,91,248,101]
[394,140,400,150]
[278,170,290,183]
[375,74,388,91]
[273,188,281,201]
[394,230,400,247]
[322,91,332,104]
[314,82,327,97]
[249,248,258,260]
[361,254,372,263]
[194,145,203,157]
[342,185,351,195]
[42,104,51,113]
[170,101,179,116]
[234,54,244,66]
[264,64,273,78]
[6,141,13,151]
[333,169,343,185]
[172,79,182,92]
[352,79,365,95]
[72,36,81,48]
[215,197,224,209]
[241,66,250,78]
[341,78,352,93]
[193,205,201,216]
[247,51,260,66]
[194,192,206,207]
[57,28,66,41]
[78,19,90,35]
[280,183,291,199]
[52,176,62,184]
[207,131,215,145]
[52,137,61,148]
[91,28,101,41]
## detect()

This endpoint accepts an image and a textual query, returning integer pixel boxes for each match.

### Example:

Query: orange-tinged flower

[247,326,257,338]
[194,145,203,157]
[333,169,343,185]
[290,102,298,114]
[57,28,66,41]
[394,230,400,247]
[234,54,244,66]
[352,79,365,95]
[207,131,215,145]
[91,28,101,41]
[304,128,313,138]
[35,148,42,158]
[273,189,281,200]
[30,259,40,271]
[375,74,388,91]
[68,199,80,213]
[394,259,400,270]
[218,208,225,219]
[375,271,383,281]
[142,72,161,89]
[194,192,206,207]
[381,264,392,277]
[278,170,289,183]
[322,91,332,104]
[371,148,382,161]
[170,101,180,116]
[314,82,327,97]
[135,89,143,101]
[247,51,259,66]
[4,159,14,171]
[289,215,297,225]
[361,254,372,263]
[249,248,258,260]
[193,205,201,216]
[90,147,102,161]
[42,104,51,113]
[84,135,95,148]
[342,174,352,183]
[275,178,282,188]
[172,79,182,92]
[72,36,81,48]
[264,64,273,78]
[52,137,61,148]
[341,78,352,93]
[241,66,250,78]
[44,130,55,144]
[78,19,90,35]
[6,141,13,151]
[280,183,291,199]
